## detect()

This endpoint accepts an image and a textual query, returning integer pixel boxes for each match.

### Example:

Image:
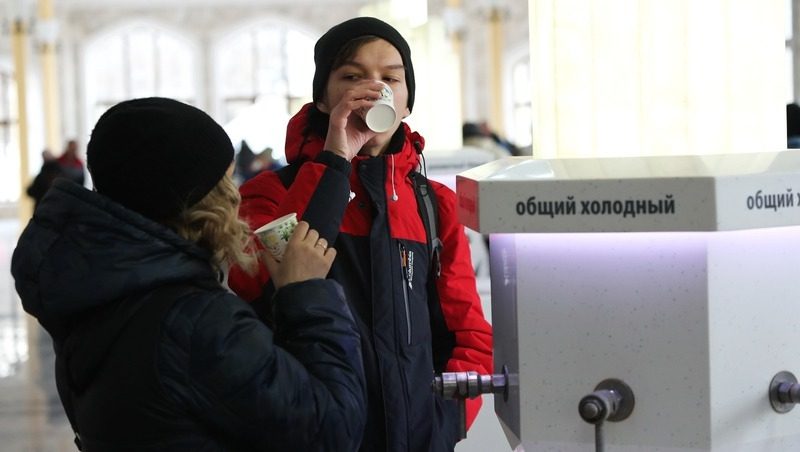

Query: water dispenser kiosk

[455,152,800,451]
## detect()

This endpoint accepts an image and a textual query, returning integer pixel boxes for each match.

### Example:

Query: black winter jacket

[230,105,493,451]
[11,179,366,451]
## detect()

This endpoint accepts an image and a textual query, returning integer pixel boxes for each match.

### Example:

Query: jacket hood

[285,103,426,173]
[12,179,217,341]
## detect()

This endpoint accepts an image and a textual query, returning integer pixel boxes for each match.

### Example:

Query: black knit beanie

[87,97,234,221]
[313,16,415,112]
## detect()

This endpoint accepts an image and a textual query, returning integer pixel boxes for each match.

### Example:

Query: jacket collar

[284,103,426,176]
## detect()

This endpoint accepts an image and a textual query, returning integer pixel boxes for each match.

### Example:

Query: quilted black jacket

[11,179,366,451]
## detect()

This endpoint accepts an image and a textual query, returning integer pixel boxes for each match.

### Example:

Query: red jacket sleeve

[228,153,351,302]
[432,181,494,429]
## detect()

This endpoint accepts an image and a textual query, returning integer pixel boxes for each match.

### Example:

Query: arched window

[213,20,315,162]
[83,21,197,131]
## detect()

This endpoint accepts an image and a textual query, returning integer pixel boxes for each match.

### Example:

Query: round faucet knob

[579,379,635,424]
[579,396,607,424]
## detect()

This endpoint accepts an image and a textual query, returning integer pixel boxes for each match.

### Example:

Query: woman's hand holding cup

[261,221,336,289]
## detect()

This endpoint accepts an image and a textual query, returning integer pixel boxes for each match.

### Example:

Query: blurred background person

[56,139,86,186]
[26,149,64,208]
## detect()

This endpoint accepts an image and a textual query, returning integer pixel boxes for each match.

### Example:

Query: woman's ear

[316,101,330,114]
[401,106,411,119]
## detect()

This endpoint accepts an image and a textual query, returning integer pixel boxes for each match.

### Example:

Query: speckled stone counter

[457,152,800,451]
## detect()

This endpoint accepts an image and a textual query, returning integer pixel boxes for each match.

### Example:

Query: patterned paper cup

[361,81,396,133]
[254,213,298,260]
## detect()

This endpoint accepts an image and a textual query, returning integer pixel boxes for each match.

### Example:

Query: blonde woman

[12,97,366,451]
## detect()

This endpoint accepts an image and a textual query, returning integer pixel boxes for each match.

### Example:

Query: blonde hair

[168,173,258,274]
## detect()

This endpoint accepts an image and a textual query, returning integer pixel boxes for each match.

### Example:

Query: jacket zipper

[398,242,412,345]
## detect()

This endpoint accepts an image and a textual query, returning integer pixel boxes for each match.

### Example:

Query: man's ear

[316,101,330,114]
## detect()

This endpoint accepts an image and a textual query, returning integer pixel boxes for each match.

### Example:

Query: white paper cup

[254,213,298,260]
[363,82,396,133]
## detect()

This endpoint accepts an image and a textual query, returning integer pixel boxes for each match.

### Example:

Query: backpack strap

[410,170,456,373]
[409,171,443,278]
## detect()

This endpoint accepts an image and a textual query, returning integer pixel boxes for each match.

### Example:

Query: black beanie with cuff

[87,97,234,221]
[312,16,415,112]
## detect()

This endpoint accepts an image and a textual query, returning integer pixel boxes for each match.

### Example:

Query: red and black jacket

[229,104,493,451]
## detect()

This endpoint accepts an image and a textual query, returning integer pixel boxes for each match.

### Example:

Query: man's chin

[360,135,393,156]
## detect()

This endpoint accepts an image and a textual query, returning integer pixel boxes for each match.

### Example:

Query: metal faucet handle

[578,379,635,424]
[770,371,800,413]
[432,366,509,400]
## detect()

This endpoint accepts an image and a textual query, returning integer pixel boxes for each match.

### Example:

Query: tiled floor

[0,216,505,451]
